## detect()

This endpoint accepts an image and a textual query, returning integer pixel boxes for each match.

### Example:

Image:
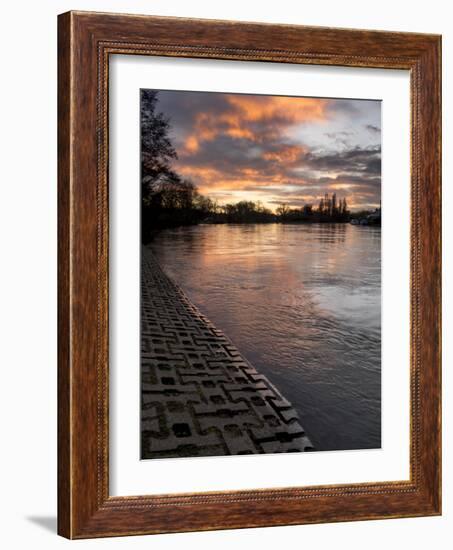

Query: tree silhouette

[141,90,207,240]
[276,204,291,219]
[342,197,348,214]
[141,89,179,204]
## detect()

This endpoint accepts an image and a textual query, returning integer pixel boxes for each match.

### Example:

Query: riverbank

[141,246,314,458]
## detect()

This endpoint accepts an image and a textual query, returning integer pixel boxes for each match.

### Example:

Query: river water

[149,223,381,451]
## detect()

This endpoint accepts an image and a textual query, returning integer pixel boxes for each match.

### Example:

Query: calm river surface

[150,223,381,451]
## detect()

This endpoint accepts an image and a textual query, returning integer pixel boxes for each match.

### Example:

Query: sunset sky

[152,90,381,212]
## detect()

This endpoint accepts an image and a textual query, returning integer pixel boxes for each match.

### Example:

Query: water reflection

[149,223,381,451]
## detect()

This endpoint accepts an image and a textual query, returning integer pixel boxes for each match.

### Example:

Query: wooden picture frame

[58,10,441,539]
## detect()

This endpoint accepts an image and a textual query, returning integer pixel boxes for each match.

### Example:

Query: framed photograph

[58,11,441,538]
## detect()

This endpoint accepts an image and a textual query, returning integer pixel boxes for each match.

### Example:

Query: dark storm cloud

[155,90,229,132]
[366,124,381,134]
[302,146,381,176]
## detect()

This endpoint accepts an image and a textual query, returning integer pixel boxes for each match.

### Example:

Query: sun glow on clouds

[153,90,381,211]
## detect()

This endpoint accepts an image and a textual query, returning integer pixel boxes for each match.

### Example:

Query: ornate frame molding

[58,11,441,538]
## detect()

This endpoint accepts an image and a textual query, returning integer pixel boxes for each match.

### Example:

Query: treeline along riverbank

[142,192,355,243]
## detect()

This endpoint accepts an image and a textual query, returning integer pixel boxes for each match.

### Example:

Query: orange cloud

[226,95,328,124]
[184,135,199,153]
[180,96,329,156]
[263,145,307,164]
